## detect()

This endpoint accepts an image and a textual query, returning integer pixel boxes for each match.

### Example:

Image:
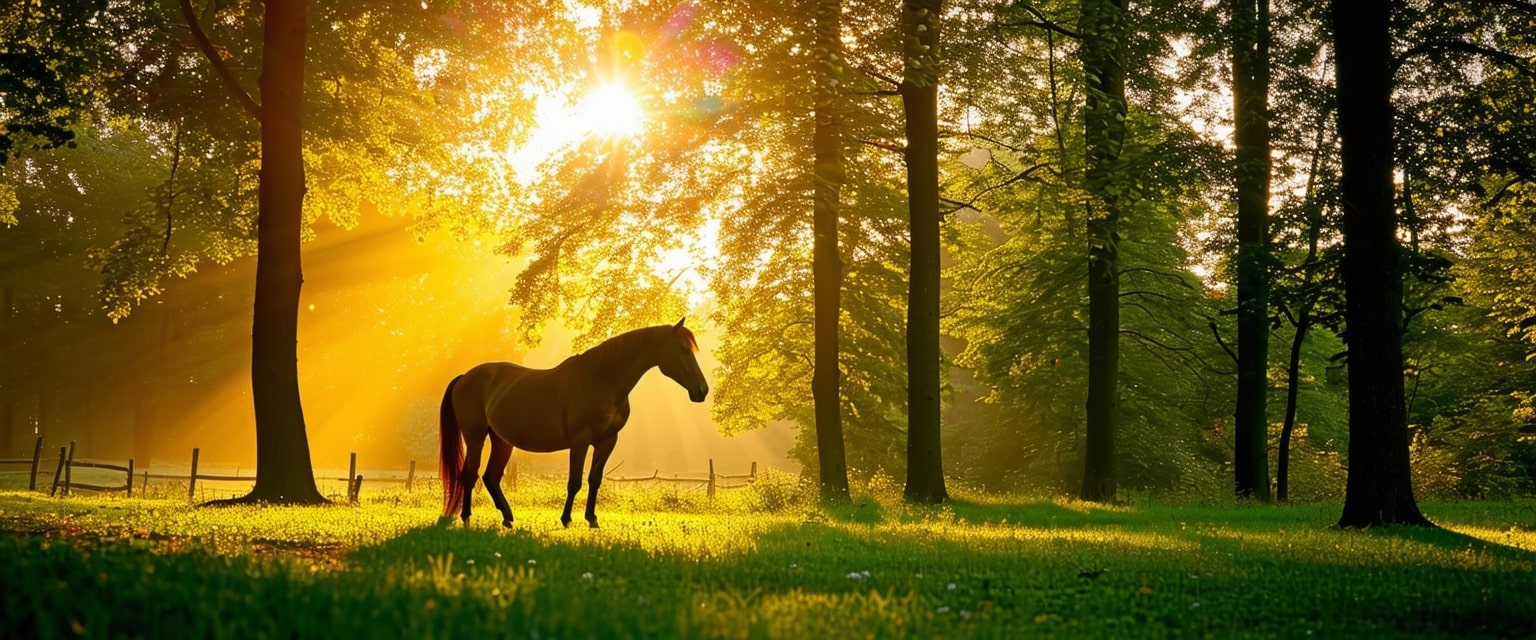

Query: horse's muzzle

[689,387,708,403]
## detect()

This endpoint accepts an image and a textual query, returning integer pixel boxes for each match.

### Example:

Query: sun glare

[577,83,646,138]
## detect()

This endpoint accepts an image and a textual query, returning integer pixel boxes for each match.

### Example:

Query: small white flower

[937,606,950,614]
[946,583,957,591]
[494,552,502,558]
[465,559,475,565]
[582,572,594,579]
[789,563,798,569]
[527,559,537,565]
[960,610,972,621]
[1191,601,1201,609]
[847,572,866,581]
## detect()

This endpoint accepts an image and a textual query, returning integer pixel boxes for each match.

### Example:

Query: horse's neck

[575,329,658,395]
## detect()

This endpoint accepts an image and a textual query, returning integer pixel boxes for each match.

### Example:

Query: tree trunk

[1276,312,1309,502]
[812,0,850,503]
[1330,0,1429,527]
[1079,0,1129,503]
[900,0,947,504]
[227,0,325,505]
[1231,0,1272,501]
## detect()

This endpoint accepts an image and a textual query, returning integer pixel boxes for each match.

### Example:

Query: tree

[900,0,947,504]
[181,0,324,504]
[1078,0,1130,503]
[1228,0,1272,501]
[812,0,851,502]
[1330,0,1430,527]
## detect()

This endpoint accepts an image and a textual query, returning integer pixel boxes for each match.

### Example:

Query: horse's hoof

[502,519,513,529]
[561,518,571,528]
[588,521,600,529]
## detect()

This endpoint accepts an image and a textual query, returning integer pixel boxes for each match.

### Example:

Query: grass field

[2,475,1533,639]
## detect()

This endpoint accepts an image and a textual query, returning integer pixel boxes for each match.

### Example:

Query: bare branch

[1208,321,1238,365]
[180,0,261,121]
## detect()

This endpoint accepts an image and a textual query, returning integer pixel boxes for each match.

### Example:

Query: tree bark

[1079,0,1129,503]
[1330,0,1429,527]
[226,0,325,505]
[900,0,947,504]
[1231,0,1272,501]
[813,0,850,503]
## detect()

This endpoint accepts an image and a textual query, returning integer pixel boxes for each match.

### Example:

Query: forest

[3,0,1536,524]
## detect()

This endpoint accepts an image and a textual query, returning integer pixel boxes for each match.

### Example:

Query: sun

[576,83,646,138]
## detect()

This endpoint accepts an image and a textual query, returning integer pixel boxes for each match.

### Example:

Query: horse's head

[658,318,709,403]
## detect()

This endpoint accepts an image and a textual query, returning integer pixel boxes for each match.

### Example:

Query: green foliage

[1,489,1533,638]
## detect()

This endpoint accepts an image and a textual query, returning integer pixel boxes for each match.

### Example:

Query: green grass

[2,475,1533,639]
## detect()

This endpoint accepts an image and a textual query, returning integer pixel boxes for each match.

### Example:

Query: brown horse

[438,319,709,528]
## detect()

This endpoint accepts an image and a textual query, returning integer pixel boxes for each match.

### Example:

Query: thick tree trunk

[812,0,850,503]
[900,0,947,504]
[1079,0,1128,503]
[229,0,325,505]
[1330,0,1429,527]
[1231,0,1272,501]
[1276,312,1309,502]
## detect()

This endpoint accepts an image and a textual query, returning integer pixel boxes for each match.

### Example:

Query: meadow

[1,474,1533,639]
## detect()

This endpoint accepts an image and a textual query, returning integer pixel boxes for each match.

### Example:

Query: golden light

[576,83,646,138]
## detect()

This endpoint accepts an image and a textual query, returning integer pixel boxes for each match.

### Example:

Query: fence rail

[4,436,756,502]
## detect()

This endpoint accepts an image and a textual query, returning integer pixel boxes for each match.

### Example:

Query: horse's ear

[674,317,686,330]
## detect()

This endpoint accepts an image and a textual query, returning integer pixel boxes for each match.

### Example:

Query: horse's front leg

[560,434,593,528]
[584,434,619,529]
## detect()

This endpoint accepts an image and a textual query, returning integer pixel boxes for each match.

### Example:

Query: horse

[438,318,709,528]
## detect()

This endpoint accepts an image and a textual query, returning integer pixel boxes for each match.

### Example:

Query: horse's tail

[439,375,466,518]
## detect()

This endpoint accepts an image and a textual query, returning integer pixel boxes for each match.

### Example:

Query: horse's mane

[579,324,697,365]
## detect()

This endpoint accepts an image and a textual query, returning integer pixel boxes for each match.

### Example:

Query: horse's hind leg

[459,429,487,524]
[583,434,618,529]
[482,434,516,528]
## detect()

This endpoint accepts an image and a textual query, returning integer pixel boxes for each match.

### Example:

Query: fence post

[405,460,415,491]
[751,461,757,481]
[347,452,357,490]
[49,446,66,496]
[708,458,716,500]
[28,435,43,491]
[141,470,148,496]
[188,447,200,500]
[350,475,363,504]
[126,458,135,497]
[63,441,76,496]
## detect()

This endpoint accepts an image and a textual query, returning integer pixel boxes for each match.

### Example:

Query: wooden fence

[2,436,757,502]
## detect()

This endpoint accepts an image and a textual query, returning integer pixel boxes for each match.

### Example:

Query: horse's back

[455,361,574,451]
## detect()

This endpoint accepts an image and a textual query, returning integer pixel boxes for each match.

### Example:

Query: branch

[1123,328,1234,376]
[996,20,1082,40]
[940,162,1055,215]
[857,64,901,88]
[858,138,904,154]
[996,2,1082,39]
[1393,39,1536,77]
[1119,266,1195,290]
[180,0,261,121]
[1119,289,1179,303]
[1481,0,1536,17]
[1208,321,1238,365]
